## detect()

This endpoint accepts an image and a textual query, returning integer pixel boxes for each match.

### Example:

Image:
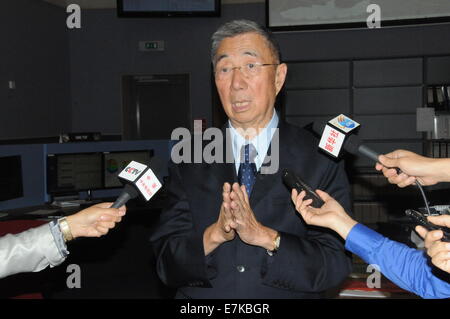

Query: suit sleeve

[261,159,353,292]
[0,223,66,279]
[150,161,212,288]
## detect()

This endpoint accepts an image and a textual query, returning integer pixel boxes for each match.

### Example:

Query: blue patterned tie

[238,143,257,196]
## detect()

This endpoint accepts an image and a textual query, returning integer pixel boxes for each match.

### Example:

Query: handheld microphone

[312,121,380,162]
[282,169,324,208]
[313,118,431,214]
[110,157,164,209]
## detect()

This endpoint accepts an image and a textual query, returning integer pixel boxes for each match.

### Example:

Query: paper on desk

[339,289,391,298]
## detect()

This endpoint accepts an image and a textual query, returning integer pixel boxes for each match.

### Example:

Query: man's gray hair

[211,19,281,67]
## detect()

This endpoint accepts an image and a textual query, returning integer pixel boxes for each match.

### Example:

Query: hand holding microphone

[375,149,450,188]
[312,118,424,185]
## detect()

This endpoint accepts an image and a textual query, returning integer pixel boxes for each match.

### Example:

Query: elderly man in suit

[151,19,352,298]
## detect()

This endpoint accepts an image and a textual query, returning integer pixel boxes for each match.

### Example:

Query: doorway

[122,74,190,140]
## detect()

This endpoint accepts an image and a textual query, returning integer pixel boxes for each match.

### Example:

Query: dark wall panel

[285,61,350,89]
[285,89,350,116]
[354,87,423,114]
[353,58,423,87]
[427,56,450,84]
[355,114,420,140]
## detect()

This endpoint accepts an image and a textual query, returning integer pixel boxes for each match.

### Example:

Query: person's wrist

[209,223,227,245]
[259,226,278,251]
[334,214,357,240]
[434,158,450,183]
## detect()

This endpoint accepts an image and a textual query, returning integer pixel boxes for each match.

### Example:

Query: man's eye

[219,67,230,73]
[247,63,256,69]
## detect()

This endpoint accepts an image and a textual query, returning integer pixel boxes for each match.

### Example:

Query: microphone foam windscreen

[342,134,361,155]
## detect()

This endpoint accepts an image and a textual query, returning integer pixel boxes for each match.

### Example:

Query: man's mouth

[232,100,251,110]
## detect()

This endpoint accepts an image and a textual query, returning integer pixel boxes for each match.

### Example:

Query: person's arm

[292,189,450,299]
[150,162,214,288]
[375,149,450,187]
[260,160,353,293]
[0,223,65,279]
[346,224,450,299]
[0,203,125,279]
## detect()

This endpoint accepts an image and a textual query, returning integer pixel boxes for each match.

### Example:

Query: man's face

[214,32,287,130]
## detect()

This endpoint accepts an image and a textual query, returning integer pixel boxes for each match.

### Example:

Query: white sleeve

[0,223,66,279]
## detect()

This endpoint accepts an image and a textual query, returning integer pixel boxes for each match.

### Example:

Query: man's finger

[424,229,444,250]
[378,154,399,168]
[97,221,116,229]
[432,250,450,269]
[415,225,428,240]
[314,189,332,202]
[428,215,450,228]
[232,183,246,204]
[397,176,416,188]
[428,241,450,259]
[240,184,250,204]
[95,226,109,236]
[293,191,306,210]
[291,189,298,204]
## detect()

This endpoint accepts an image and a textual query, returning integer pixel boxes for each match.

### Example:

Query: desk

[0,194,174,299]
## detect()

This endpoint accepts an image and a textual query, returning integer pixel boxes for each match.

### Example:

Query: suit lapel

[250,120,288,209]
[208,124,237,187]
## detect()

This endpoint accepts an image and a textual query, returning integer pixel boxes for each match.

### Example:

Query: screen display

[118,0,220,17]
[103,150,152,188]
[47,153,103,194]
[124,0,216,12]
[268,0,450,30]
[0,155,24,201]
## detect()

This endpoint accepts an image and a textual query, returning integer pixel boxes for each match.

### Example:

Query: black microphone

[312,120,430,214]
[110,157,164,209]
[282,169,324,208]
[312,121,380,163]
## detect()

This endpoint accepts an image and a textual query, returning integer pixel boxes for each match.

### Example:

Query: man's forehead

[215,33,270,62]
[216,50,258,63]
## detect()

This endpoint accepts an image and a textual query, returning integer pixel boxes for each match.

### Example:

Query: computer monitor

[0,155,24,201]
[103,150,153,189]
[117,0,220,17]
[47,152,103,195]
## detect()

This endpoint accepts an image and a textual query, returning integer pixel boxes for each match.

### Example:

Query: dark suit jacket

[150,120,353,298]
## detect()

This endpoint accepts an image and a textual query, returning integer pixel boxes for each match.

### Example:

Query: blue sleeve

[345,223,450,299]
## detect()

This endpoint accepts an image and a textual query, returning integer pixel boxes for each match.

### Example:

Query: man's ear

[275,63,287,95]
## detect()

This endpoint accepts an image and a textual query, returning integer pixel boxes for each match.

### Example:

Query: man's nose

[230,67,248,90]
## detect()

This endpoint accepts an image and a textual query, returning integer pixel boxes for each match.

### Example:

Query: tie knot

[240,143,257,164]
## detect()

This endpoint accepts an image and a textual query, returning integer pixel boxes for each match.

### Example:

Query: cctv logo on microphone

[118,161,148,182]
[125,167,141,175]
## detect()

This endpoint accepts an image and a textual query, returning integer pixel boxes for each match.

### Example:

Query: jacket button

[236,265,246,273]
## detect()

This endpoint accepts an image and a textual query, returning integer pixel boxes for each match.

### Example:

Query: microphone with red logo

[312,114,382,162]
[110,157,164,209]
